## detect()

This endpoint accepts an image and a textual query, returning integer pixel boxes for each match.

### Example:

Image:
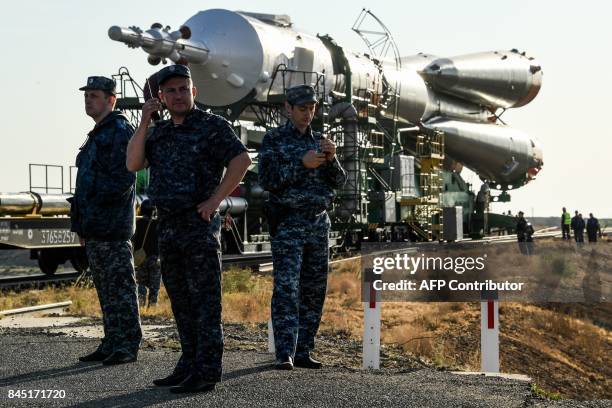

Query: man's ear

[108,94,117,109]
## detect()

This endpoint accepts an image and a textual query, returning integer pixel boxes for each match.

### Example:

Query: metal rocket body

[109,8,544,190]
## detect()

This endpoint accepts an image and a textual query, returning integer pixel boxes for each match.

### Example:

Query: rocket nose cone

[526,138,544,182]
[418,62,440,77]
[419,58,457,85]
[418,62,443,80]
[531,138,543,167]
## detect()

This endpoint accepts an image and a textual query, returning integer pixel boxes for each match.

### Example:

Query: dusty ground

[1,240,610,401]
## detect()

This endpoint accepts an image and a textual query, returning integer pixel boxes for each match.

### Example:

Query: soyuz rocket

[108,8,544,191]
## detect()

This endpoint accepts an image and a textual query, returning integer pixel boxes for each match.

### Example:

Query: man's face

[287,102,316,129]
[159,77,196,116]
[84,90,114,119]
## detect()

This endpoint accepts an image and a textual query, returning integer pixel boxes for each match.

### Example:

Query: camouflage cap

[79,76,116,94]
[157,64,191,86]
[286,84,317,106]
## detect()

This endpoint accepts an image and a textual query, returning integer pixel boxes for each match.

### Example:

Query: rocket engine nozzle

[108,24,209,65]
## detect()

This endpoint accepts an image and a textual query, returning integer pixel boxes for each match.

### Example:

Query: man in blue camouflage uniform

[70,76,142,365]
[127,65,251,393]
[258,85,347,370]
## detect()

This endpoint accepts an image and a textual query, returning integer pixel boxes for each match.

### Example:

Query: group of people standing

[70,65,346,394]
[514,207,604,255]
[561,207,602,243]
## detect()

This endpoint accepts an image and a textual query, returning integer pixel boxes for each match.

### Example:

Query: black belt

[292,208,327,219]
[268,202,326,219]
[265,201,326,237]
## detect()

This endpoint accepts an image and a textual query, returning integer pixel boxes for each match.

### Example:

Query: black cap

[79,76,116,94]
[286,84,317,105]
[157,65,191,86]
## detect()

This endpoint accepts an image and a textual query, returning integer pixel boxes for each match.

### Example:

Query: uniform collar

[182,106,207,126]
[93,110,123,130]
[284,120,313,138]
[159,106,207,129]
[88,110,126,137]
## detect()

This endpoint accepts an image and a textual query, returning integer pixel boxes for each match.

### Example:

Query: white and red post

[480,299,499,373]
[363,270,381,369]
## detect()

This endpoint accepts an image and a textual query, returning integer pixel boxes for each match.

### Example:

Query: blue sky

[1,0,610,217]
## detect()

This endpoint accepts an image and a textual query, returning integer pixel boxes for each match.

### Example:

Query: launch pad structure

[103,7,541,246]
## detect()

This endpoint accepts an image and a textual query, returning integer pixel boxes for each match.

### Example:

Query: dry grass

[2,243,610,399]
[222,267,272,323]
[320,258,363,338]
[0,267,272,323]
[0,286,102,317]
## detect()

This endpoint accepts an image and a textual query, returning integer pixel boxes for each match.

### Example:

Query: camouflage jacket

[145,107,247,218]
[71,111,136,240]
[258,120,347,211]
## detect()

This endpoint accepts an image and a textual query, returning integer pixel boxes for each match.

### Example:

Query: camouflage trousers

[86,239,142,357]
[158,213,223,382]
[136,255,161,306]
[271,212,330,361]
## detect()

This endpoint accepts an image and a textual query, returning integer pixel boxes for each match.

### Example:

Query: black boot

[78,350,110,362]
[294,355,322,369]
[274,356,294,370]
[153,372,189,387]
[169,373,216,394]
[102,351,137,365]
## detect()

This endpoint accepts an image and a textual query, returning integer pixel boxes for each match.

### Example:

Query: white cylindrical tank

[181,9,337,107]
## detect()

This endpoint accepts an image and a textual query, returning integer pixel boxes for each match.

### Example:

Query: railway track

[0,271,82,291]
[2,228,607,290]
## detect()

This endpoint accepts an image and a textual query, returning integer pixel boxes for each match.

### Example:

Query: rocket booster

[419,50,543,110]
[108,9,544,189]
[425,119,543,186]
